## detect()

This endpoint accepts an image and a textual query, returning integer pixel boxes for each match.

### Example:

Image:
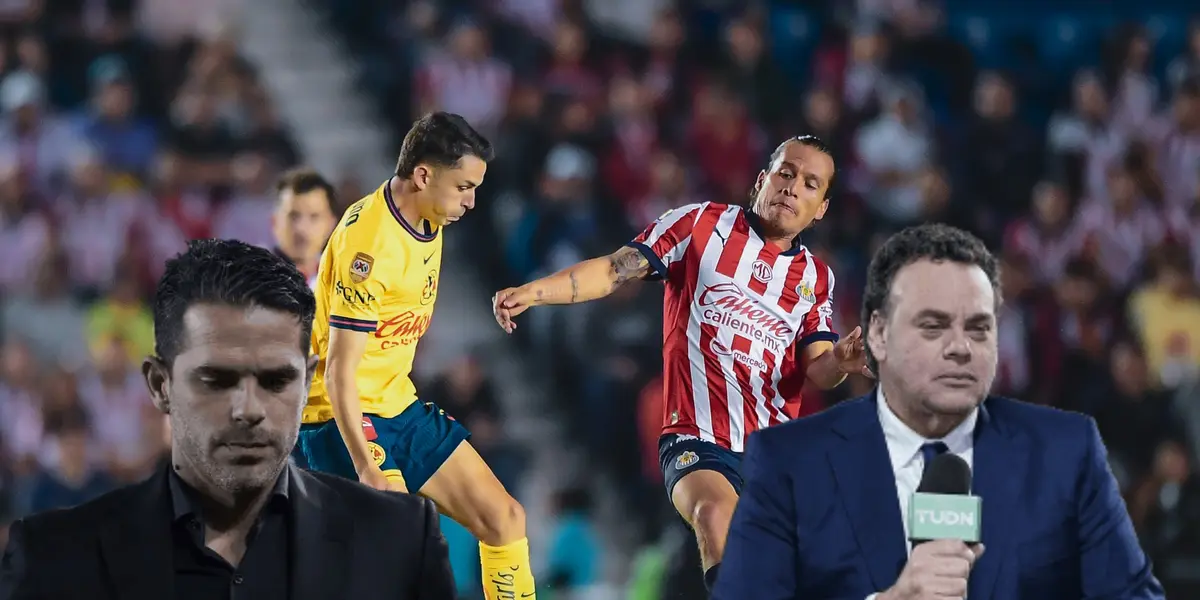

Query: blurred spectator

[686,80,761,204]
[507,143,601,283]
[638,8,687,124]
[422,355,524,491]
[1005,181,1081,285]
[955,71,1040,240]
[85,263,154,361]
[415,20,512,137]
[211,151,276,247]
[1,246,89,369]
[719,17,789,127]
[55,154,144,293]
[0,160,50,294]
[1129,243,1200,389]
[1146,78,1200,209]
[1040,259,1116,407]
[600,73,659,212]
[543,20,604,107]
[1132,440,1200,597]
[0,70,91,195]
[1094,340,1183,481]
[0,340,42,477]
[1108,25,1159,137]
[623,148,695,230]
[853,81,932,223]
[79,336,164,482]
[1167,21,1200,91]
[74,55,158,185]
[1075,163,1167,289]
[834,23,893,119]
[25,411,114,514]
[1045,70,1118,201]
[993,252,1034,397]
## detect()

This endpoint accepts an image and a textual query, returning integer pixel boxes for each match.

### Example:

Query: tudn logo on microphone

[914,509,976,527]
[907,492,982,542]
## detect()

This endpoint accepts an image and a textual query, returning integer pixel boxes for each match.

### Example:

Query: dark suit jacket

[714,393,1165,600]
[0,464,455,600]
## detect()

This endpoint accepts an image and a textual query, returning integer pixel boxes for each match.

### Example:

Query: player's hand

[357,465,406,493]
[491,286,536,333]
[834,326,874,378]
[880,540,984,600]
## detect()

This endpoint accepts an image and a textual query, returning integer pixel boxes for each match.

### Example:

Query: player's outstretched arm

[492,246,650,333]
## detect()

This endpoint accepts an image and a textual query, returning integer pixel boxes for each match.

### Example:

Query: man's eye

[199,375,235,389]
[259,375,293,392]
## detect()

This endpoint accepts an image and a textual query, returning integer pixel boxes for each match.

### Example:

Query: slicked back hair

[153,239,316,367]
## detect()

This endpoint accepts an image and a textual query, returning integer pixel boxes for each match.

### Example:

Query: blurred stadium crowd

[3,0,1200,598]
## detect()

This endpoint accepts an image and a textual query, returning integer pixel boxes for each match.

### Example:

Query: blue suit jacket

[713,393,1164,600]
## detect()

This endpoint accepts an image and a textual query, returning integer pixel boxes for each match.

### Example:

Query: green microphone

[908,453,982,544]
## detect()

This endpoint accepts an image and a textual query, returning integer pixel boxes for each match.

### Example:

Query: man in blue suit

[714,224,1163,600]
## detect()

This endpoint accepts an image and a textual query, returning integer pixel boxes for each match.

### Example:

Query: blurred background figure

[3,1,1200,599]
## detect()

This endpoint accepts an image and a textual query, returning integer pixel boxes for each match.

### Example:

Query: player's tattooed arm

[501,245,652,310]
[606,246,651,291]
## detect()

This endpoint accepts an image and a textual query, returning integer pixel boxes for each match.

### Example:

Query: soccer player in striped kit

[492,135,871,593]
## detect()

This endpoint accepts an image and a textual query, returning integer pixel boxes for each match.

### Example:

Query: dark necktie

[920,441,949,475]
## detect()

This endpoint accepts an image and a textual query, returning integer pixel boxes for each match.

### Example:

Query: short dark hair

[770,135,835,200]
[395,112,495,179]
[276,167,337,214]
[153,239,316,366]
[860,223,1000,372]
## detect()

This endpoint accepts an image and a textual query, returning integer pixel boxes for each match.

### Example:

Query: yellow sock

[479,537,537,599]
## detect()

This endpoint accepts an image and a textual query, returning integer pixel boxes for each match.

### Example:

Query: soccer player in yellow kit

[293,112,537,599]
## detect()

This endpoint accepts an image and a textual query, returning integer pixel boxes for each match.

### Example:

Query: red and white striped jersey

[629,202,838,452]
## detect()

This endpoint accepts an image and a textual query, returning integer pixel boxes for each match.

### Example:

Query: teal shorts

[293,400,470,492]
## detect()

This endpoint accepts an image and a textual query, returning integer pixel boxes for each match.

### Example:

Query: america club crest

[349,252,374,283]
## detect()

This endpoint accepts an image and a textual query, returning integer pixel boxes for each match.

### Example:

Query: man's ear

[867,310,887,366]
[813,197,830,222]
[305,354,319,394]
[413,165,431,191]
[143,356,171,415]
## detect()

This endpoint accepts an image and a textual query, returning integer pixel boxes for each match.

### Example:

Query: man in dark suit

[715,224,1164,600]
[0,239,455,600]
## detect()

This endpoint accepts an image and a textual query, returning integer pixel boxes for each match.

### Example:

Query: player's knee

[472,494,526,545]
[690,497,734,541]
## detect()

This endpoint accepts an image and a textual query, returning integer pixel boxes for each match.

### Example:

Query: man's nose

[943,329,973,363]
[230,384,268,425]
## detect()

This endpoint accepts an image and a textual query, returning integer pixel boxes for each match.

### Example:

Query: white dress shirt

[865,390,978,600]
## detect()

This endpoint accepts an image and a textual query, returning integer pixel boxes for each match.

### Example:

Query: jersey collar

[383,177,438,242]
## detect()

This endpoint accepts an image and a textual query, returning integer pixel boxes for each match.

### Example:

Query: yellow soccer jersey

[304,179,442,424]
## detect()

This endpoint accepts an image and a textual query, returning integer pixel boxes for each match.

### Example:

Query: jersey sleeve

[625,203,705,280]
[799,263,838,346]
[327,246,389,333]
